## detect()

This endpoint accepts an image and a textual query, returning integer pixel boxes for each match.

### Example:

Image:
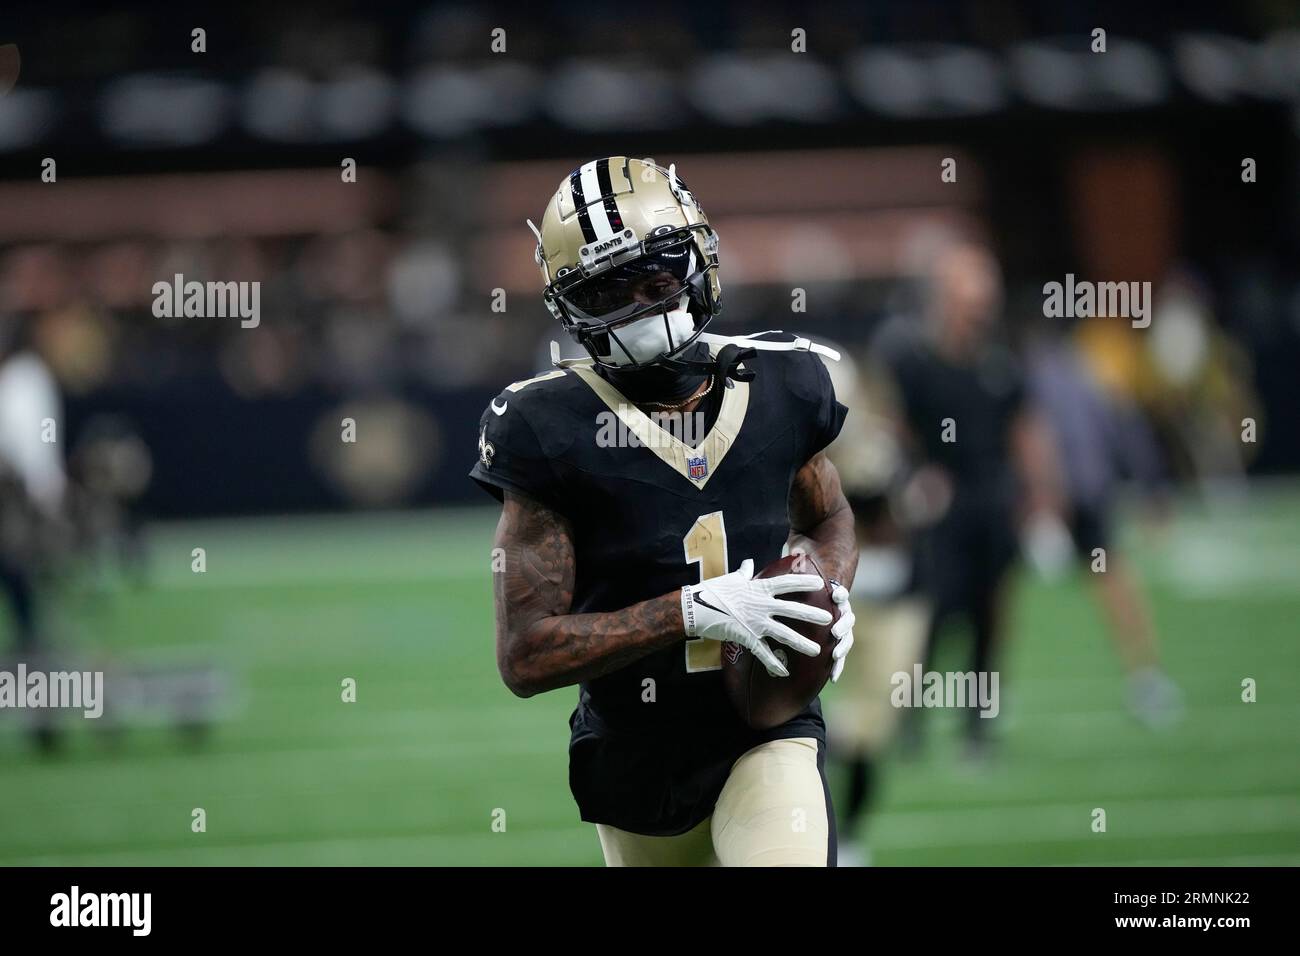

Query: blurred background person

[0,316,69,749]
[1025,329,1183,728]
[876,240,1065,761]
[0,317,66,653]
[1073,271,1263,504]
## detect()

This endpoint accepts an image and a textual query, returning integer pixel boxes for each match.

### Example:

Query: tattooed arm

[787,452,858,588]
[492,490,686,698]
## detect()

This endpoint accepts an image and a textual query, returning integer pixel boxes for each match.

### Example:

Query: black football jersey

[879,328,1026,498]
[469,336,847,835]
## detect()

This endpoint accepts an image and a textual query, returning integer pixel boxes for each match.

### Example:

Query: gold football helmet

[528,157,722,372]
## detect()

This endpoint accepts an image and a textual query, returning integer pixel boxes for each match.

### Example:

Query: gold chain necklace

[640,375,715,411]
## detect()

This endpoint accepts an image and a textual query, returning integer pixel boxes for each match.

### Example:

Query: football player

[0,318,68,750]
[470,158,857,866]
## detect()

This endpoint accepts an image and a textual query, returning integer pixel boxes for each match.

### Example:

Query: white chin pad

[600,304,695,366]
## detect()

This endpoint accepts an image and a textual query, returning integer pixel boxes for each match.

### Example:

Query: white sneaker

[1128,668,1184,729]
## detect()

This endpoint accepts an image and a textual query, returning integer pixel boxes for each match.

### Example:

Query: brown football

[721,552,838,730]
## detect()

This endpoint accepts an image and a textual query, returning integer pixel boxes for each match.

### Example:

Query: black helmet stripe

[569,168,598,244]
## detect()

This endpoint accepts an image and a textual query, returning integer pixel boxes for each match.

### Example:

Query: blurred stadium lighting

[318,67,397,140]
[404,63,538,136]
[849,49,929,117]
[1176,30,1300,104]
[1175,34,1259,103]
[100,73,230,146]
[1012,38,1167,110]
[0,31,1296,154]
[0,89,54,150]
[242,69,318,142]
[547,60,679,130]
[689,53,840,124]
[847,45,1005,117]
[1096,41,1170,106]
[1260,30,1300,100]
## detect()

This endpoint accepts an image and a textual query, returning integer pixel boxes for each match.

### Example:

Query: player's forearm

[501,593,684,697]
[493,490,688,698]
[788,503,858,589]
[788,453,858,588]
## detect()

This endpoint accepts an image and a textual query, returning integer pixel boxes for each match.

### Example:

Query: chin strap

[713,343,756,383]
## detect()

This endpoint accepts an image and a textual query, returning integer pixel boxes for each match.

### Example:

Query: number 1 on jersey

[683,511,728,673]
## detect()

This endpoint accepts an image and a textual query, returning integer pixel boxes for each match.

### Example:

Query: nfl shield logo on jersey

[687,455,708,482]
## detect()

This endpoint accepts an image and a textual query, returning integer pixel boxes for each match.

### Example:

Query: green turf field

[1,486,1298,866]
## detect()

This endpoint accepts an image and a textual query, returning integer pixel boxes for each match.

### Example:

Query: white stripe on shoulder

[698,331,841,361]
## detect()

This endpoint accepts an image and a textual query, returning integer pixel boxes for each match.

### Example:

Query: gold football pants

[595,737,833,866]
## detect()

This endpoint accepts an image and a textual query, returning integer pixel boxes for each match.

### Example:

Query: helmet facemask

[544,224,720,373]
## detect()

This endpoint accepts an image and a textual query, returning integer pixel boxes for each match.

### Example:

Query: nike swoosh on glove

[681,558,832,678]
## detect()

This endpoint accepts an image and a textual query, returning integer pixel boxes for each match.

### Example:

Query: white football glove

[682,558,832,678]
[828,582,855,683]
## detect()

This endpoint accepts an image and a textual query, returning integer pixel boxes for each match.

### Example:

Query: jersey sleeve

[796,350,849,462]
[468,398,569,516]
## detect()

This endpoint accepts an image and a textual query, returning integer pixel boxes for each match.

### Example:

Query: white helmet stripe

[579,161,615,239]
